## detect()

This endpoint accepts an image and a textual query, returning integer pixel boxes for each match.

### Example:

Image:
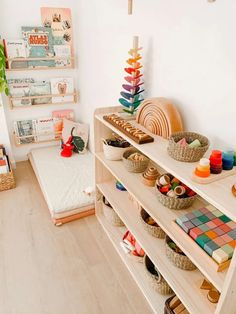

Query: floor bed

[28,146,95,225]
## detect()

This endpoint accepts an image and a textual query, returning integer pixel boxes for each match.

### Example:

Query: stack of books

[0,145,11,175]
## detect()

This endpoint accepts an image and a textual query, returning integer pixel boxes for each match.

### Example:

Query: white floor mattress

[29,146,95,219]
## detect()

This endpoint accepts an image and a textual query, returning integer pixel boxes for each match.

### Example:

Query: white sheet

[30,146,95,217]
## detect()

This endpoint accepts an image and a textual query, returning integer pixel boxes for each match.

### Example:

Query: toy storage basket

[144,255,173,295]
[122,148,149,173]
[140,208,165,239]
[164,296,176,314]
[165,236,196,271]
[102,197,124,227]
[103,142,129,161]
[167,132,209,162]
[0,166,15,192]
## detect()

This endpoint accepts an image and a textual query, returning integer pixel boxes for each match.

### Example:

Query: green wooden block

[219,215,231,223]
[196,234,211,249]
[193,210,203,218]
[221,244,234,258]
[198,215,210,224]
[199,224,210,232]
[204,241,219,256]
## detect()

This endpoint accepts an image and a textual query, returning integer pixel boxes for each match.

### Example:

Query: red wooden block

[190,227,204,240]
[206,221,217,229]
[220,224,232,233]
[212,218,224,227]
[213,237,226,247]
[220,234,233,244]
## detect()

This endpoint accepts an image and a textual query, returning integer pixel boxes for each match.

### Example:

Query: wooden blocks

[176,204,236,271]
[103,114,154,144]
[200,279,220,304]
[168,295,190,314]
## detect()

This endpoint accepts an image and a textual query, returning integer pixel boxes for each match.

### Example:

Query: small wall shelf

[9,89,78,110]
[13,131,62,147]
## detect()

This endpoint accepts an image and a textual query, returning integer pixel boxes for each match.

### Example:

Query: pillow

[62,118,89,154]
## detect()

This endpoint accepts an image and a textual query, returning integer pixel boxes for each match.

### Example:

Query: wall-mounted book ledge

[9,89,78,109]
[13,131,62,146]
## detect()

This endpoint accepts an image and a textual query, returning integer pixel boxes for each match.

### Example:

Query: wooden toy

[103,114,154,144]
[232,184,236,197]
[119,36,144,115]
[200,279,220,304]
[188,139,201,148]
[176,205,236,271]
[136,98,183,139]
[142,166,159,187]
[194,158,211,178]
[222,151,234,170]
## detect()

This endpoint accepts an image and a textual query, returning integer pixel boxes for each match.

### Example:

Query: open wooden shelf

[95,113,236,222]
[6,56,74,71]
[96,203,167,314]
[95,153,226,292]
[97,181,216,314]
[9,90,78,110]
[13,131,61,147]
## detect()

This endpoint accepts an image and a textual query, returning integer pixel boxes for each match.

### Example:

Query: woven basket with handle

[140,208,165,238]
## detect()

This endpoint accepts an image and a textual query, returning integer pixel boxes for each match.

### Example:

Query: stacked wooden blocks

[176,205,236,269]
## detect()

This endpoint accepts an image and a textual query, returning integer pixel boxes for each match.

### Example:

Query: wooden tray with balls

[103,114,154,144]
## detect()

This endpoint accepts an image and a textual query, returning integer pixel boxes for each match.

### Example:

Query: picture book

[41,7,73,53]
[35,117,55,141]
[21,26,55,68]
[3,39,28,69]
[8,78,34,107]
[53,45,71,67]
[50,77,74,103]
[52,109,75,133]
[30,80,51,105]
[14,119,36,144]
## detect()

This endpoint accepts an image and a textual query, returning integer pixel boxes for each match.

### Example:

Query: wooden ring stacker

[232,184,236,197]
[207,289,220,303]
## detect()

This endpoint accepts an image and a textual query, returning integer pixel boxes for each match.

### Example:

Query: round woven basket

[102,197,124,227]
[144,255,173,295]
[103,142,129,161]
[165,236,196,271]
[156,174,197,210]
[122,148,150,173]
[140,208,165,238]
[167,132,209,162]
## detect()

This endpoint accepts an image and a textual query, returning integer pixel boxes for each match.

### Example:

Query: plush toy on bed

[61,136,74,158]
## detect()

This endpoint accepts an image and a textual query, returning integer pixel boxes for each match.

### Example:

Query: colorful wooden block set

[176,205,236,270]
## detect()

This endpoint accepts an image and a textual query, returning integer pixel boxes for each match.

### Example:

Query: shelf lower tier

[96,208,167,314]
[97,181,217,314]
[95,152,226,292]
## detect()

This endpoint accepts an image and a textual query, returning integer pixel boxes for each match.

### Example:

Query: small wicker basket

[144,255,173,295]
[102,197,124,227]
[122,148,149,173]
[165,236,196,271]
[103,142,129,161]
[140,208,165,239]
[167,132,209,162]
[0,165,15,192]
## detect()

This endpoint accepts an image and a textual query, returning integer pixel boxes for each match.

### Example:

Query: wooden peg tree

[119,36,144,115]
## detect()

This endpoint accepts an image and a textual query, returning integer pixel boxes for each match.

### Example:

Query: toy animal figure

[61,135,74,158]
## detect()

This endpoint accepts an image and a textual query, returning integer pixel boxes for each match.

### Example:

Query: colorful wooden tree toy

[119,36,144,115]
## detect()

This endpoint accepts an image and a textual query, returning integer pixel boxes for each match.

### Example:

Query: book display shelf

[94,106,236,314]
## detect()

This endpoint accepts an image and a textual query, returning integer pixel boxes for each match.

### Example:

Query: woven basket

[0,166,15,192]
[165,236,196,271]
[102,197,124,227]
[167,132,209,162]
[156,174,197,210]
[144,255,173,295]
[140,208,165,239]
[164,296,176,314]
[103,142,129,161]
[122,148,149,173]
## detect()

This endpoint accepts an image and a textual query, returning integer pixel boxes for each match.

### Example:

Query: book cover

[52,109,75,133]
[21,26,55,68]
[3,39,28,69]
[14,119,36,144]
[41,7,73,53]
[8,78,34,107]
[35,117,55,141]
[53,45,71,67]
[50,77,74,103]
[30,80,51,105]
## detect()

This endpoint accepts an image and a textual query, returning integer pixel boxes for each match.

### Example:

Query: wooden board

[103,115,154,144]
[192,168,236,184]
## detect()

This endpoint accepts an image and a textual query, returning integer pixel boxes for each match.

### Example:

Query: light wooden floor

[0,161,152,314]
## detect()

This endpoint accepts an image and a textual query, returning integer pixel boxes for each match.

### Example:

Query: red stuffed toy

[61,135,74,158]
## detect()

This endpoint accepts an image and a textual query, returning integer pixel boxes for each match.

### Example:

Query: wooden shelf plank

[10,100,76,110]
[95,152,226,292]
[95,113,236,222]
[6,65,74,72]
[97,181,216,314]
[96,208,167,314]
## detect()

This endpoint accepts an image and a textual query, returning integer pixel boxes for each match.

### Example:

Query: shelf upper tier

[95,113,236,222]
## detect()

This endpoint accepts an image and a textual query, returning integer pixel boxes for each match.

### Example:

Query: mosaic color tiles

[176,205,236,264]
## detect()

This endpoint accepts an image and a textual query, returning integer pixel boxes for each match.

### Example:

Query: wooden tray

[192,167,236,184]
[103,115,154,144]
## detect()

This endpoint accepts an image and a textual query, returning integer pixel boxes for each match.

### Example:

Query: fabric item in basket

[140,208,165,239]
[62,119,89,153]
[122,230,145,257]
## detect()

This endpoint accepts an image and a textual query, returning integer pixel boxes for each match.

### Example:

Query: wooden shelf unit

[9,90,78,110]
[94,106,236,314]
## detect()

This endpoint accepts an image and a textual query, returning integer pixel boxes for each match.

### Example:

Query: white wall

[1,0,236,161]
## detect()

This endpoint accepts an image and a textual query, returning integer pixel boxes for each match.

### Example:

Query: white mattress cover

[30,146,95,217]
